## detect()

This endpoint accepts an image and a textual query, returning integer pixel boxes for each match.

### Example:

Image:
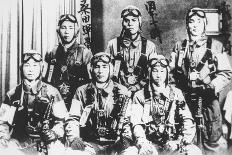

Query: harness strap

[141,36,147,55]
[195,38,212,72]
[136,37,147,75]
[177,39,188,70]
[115,37,148,80]
[143,85,175,123]
[165,86,175,120]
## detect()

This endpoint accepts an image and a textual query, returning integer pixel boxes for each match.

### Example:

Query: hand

[0,138,9,149]
[165,140,179,152]
[181,137,191,145]
[202,83,216,95]
[70,137,86,151]
[41,129,58,144]
[204,83,215,90]
[128,85,137,92]
[115,87,127,96]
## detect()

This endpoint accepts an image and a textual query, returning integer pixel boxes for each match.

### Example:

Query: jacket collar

[59,39,79,54]
[189,35,208,47]
[86,80,115,96]
[23,79,42,95]
[145,83,170,99]
[121,34,142,48]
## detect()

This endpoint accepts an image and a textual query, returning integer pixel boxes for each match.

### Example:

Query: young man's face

[188,15,205,37]
[151,66,167,86]
[93,62,110,83]
[23,59,41,81]
[59,21,76,44]
[122,16,140,35]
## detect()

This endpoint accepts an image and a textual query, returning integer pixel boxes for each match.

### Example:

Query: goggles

[58,14,77,26]
[187,9,205,19]
[23,53,42,63]
[91,54,112,65]
[149,58,169,68]
[121,8,141,18]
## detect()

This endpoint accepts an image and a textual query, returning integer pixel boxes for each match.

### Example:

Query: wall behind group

[91,0,232,105]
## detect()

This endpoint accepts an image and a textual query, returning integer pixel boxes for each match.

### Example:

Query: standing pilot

[170,7,232,154]
[44,14,92,110]
[106,5,157,97]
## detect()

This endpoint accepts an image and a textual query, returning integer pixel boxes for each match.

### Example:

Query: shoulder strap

[144,84,151,100]
[176,39,188,69]
[141,36,147,54]
[181,39,188,52]
[165,86,175,120]
[45,45,61,82]
[134,37,148,75]
[48,46,58,63]
[117,37,121,55]
[136,53,147,72]
[195,38,212,72]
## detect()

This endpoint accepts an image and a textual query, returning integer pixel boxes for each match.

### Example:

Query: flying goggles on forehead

[121,8,141,18]
[58,14,77,25]
[149,58,169,68]
[23,53,42,63]
[91,54,112,65]
[187,9,205,19]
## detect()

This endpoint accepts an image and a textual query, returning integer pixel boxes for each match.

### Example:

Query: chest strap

[195,38,213,73]
[143,85,175,124]
[116,37,147,76]
[177,39,188,70]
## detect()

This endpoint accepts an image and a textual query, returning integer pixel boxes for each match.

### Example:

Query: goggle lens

[121,8,141,18]
[58,14,77,25]
[188,9,205,19]
[23,53,42,63]
[91,54,111,65]
[150,58,168,68]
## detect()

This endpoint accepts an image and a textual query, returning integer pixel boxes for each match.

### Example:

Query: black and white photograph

[0,0,232,155]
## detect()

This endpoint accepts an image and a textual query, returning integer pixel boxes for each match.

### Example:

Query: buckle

[97,127,108,137]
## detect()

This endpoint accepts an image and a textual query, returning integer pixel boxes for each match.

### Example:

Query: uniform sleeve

[0,94,16,140]
[50,87,68,138]
[65,88,84,142]
[211,52,232,93]
[146,40,157,57]
[83,48,93,65]
[43,49,54,80]
[105,39,117,57]
[130,91,146,140]
[175,88,196,144]
[82,48,93,80]
[51,87,68,118]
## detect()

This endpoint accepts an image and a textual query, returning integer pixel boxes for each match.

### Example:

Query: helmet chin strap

[23,78,41,88]
[95,72,111,89]
[61,36,77,49]
[95,81,109,89]
[151,82,166,96]
[189,32,206,43]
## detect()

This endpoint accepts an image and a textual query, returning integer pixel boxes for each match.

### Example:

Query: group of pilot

[0,4,231,155]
